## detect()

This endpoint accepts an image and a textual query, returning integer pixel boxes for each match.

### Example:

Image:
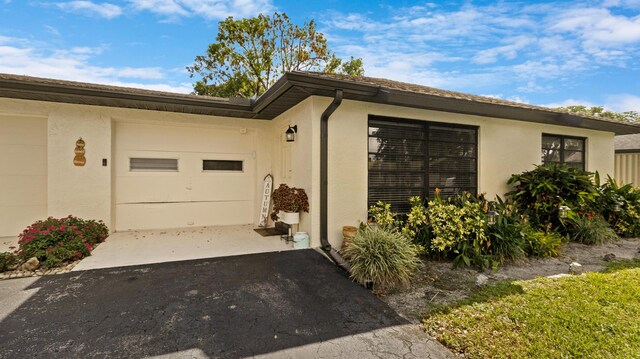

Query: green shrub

[486,218,526,264]
[595,175,640,237]
[343,226,421,291]
[368,200,400,230]
[569,214,618,245]
[0,252,18,272]
[521,228,565,257]
[401,196,431,247]
[507,164,599,231]
[17,216,109,268]
[427,193,492,270]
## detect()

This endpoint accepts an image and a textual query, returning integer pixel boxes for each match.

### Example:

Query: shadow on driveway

[0,249,408,358]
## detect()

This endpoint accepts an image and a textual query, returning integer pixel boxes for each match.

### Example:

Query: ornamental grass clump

[569,214,618,245]
[16,216,109,268]
[343,226,421,292]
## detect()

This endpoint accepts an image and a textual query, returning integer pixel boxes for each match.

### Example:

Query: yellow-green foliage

[402,196,428,239]
[424,268,640,358]
[427,201,487,249]
[368,201,398,229]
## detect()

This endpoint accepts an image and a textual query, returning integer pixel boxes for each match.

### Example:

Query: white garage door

[0,115,48,237]
[114,122,256,231]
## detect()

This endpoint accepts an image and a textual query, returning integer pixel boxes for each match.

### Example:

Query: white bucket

[293,232,310,249]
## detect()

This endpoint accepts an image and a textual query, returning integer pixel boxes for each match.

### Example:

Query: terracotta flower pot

[341,225,358,251]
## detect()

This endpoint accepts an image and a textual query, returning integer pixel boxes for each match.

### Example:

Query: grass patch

[423,269,640,358]
[604,257,640,273]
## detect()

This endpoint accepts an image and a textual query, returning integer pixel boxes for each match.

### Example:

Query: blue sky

[1,0,639,111]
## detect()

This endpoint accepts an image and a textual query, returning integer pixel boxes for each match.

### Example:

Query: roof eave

[0,76,257,119]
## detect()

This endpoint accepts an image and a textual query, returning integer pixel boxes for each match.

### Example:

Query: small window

[203,160,243,172]
[130,158,178,171]
[542,134,585,170]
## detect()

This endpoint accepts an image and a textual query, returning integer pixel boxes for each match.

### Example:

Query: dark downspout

[320,89,351,272]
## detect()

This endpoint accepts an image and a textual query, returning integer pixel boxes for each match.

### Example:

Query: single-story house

[2,72,640,250]
[615,133,640,186]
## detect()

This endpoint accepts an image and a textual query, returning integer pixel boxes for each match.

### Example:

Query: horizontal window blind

[368,116,478,213]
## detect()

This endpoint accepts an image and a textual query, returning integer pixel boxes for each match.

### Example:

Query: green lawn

[423,265,640,358]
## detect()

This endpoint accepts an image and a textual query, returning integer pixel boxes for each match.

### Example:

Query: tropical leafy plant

[595,175,640,237]
[368,200,400,230]
[427,193,492,270]
[521,227,565,257]
[507,164,599,231]
[343,226,421,292]
[401,196,431,247]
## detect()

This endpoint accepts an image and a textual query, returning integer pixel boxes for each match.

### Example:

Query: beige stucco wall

[296,98,616,249]
[0,97,275,235]
[271,98,320,242]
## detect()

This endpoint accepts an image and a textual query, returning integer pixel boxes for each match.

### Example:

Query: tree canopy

[557,105,639,124]
[187,12,364,98]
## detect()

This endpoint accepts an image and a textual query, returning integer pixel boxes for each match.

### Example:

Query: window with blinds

[129,158,178,171]
[368,116,478,213]
[541,134,585,170]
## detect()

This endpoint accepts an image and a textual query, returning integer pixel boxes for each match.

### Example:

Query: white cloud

[472,36,534,64]
[0,37,191,93]
[605,94,640,112]
[549,8,640,48]
[127,0,274,20]
[55,1,123,19]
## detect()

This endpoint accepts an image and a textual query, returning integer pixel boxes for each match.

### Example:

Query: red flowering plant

[270,184,309,221]
[16,215,109,268]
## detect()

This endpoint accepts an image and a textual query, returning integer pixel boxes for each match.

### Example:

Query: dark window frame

[541,133,586,170]
[202,159,244,172]
[368,115,478,213]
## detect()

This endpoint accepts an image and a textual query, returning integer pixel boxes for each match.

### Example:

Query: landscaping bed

[381,237,640,322]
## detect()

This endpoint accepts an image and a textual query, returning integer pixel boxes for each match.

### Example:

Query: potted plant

[270,184,309,225]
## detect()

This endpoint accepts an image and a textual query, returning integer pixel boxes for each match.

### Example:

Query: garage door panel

[116,123,254,154]
[114,121,257,231]
[116,176,191,203]
[115,201,253,231]
[0,144,47,176]
[191,176,254,201]
[0,176,47,206]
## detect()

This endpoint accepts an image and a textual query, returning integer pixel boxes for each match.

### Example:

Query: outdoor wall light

[558,205,570,219]
[487,210,498,226]
[285,125,297,142]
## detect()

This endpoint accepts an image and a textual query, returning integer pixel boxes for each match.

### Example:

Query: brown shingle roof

[299,72,632,127]
[615,134,640,150]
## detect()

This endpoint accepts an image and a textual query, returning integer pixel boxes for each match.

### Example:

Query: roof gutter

[319,89,350,272]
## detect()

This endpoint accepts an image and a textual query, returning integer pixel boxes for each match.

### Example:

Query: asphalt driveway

[0,249,451,358]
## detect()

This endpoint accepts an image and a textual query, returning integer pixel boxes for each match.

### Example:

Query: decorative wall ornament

[258,174,273,227]
[73,137,86,166]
